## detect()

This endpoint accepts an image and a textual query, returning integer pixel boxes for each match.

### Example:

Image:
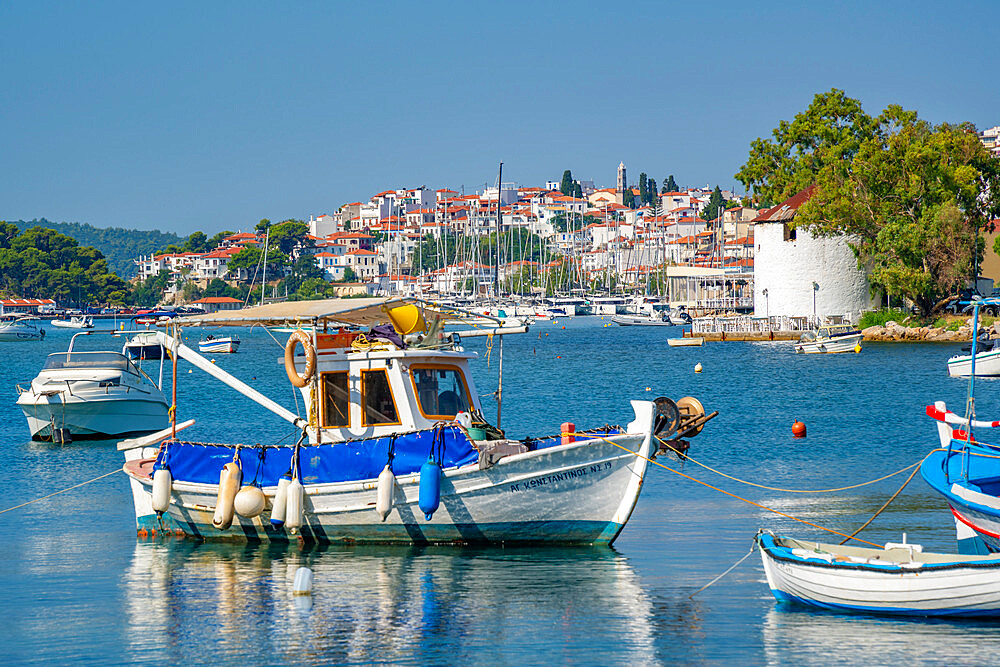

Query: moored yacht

[0,313,45,341]
[17,333,169,440]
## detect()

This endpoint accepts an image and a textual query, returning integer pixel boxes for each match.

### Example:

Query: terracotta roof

[752,186,816,223]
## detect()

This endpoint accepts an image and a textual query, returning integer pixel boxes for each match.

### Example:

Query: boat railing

[692,315,811,335]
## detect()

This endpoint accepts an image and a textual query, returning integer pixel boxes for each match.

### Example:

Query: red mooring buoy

[792,420,807,438]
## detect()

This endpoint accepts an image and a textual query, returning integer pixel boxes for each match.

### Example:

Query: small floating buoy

[152,466,172,513]
[234,484,266,518]
[376,464,395,521]
[854,344,862,353]
[188,369,193,373]
[645,387,651,391]
[694,363,703,373]
[270,473,292,527]
[211,359,216,364]
[285,476,304,532]
[562,326,566,330]
[293,567,313,596]
[792,420,807,438]
[212,462,242,530]
[418,458,441,521]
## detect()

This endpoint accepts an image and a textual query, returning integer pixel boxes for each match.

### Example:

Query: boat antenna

[260,226,270,307]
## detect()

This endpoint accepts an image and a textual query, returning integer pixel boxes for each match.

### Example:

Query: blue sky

[2,1,997,236]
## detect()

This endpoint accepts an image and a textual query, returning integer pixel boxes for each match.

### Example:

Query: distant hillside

[10,219,186,277]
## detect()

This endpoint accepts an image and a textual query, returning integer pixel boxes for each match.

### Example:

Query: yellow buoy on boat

[212,462,242,530]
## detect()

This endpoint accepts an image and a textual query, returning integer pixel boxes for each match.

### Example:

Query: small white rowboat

[667,337,704,347]
[757,531,1000,617]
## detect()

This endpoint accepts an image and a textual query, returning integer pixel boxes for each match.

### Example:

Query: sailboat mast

[495,161,502,300]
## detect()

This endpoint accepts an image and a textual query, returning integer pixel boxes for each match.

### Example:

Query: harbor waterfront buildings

[125,163,951,324]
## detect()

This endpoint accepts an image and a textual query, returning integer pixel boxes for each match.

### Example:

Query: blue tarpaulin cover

[156,427,478,486]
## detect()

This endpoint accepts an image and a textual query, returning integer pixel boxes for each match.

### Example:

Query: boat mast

[260,227,270,307]
[495,161,502,302]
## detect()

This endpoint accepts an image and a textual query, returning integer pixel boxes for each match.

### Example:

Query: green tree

[268,219,310,255]
[737,89,1000,316]
[662,175,679,193]
[560,170,574,196]
[207,230,234,250]
[700,185,727,222]
[638,173,648,205]
[646,178,657,205]
[183,231,208,253]
[573,182,583,199]
[340,267,358,283]
[256,218,272,233]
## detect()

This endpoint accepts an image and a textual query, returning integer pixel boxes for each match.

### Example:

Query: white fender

[376,464,395,521]
[151,467,172,513]
[270,475,291,527]
[285,477,304,533]
[212,462,242,530]
[234,485,266,518]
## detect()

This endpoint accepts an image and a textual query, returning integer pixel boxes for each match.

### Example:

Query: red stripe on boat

[951,506,1000,539]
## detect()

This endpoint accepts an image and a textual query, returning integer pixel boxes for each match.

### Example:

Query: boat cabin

[817,323,859,338]
[296,331,484,443]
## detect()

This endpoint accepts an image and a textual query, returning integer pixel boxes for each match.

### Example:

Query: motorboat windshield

[42,351,139,375]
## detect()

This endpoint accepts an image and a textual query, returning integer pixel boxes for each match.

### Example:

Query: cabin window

[410,365,472,419]
[361,369,400,425]
[320,371,350,428]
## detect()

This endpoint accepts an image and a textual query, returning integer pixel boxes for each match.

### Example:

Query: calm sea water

[3,318,1000,665]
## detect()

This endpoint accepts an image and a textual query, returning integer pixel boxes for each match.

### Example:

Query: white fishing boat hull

[947,348,1000,377]
[667,337,704,347]
[759,533,1000,616]
[198,338,240,353]
[794,333,863,354]
[18,393,170,440]
[126,403,656,545]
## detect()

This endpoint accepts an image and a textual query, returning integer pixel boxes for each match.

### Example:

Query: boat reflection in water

[761,606,1000,665]
[124,542,670,663]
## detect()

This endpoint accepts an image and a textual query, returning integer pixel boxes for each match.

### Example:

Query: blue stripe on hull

[137,513,622,545]
[770,589,1000,618]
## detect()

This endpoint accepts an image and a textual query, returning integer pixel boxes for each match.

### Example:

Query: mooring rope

[570,432,882,547]
[689,544,757,598]
[665,439,929,493]
[838,464,923,544]
[0,469,121,515]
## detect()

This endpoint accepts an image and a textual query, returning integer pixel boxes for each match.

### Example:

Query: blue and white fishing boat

[121,297,706,544]
[922,297,1000,554]
[757,531,1000,617]
[197,334,240,353]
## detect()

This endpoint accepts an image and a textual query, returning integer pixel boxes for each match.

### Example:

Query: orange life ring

[284,329,316,388]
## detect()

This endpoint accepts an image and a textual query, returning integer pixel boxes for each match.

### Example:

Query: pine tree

[638,173,648,205]
[646,178,657,205]
[573,182,583,199]
[663,175,679,193]
[560,170,574,196]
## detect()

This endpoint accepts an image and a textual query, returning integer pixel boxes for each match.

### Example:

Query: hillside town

[130,162,767,315]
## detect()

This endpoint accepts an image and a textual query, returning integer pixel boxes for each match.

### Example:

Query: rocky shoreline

[862,320,987,342]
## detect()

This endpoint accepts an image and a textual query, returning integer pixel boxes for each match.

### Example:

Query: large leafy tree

[736,89,1000,316]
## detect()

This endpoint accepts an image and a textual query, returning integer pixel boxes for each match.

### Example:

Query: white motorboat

[794,324,863,354]
[947,339,1000,377]
[611,312,673,326]
[757,531,1000,617]
[121,297,709,544]
[668,306,693,325]
[123,330,165,360]
[0,313,45,341]
[17,333,169,441]
[51,315,94,329]
[197,334,240,353]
